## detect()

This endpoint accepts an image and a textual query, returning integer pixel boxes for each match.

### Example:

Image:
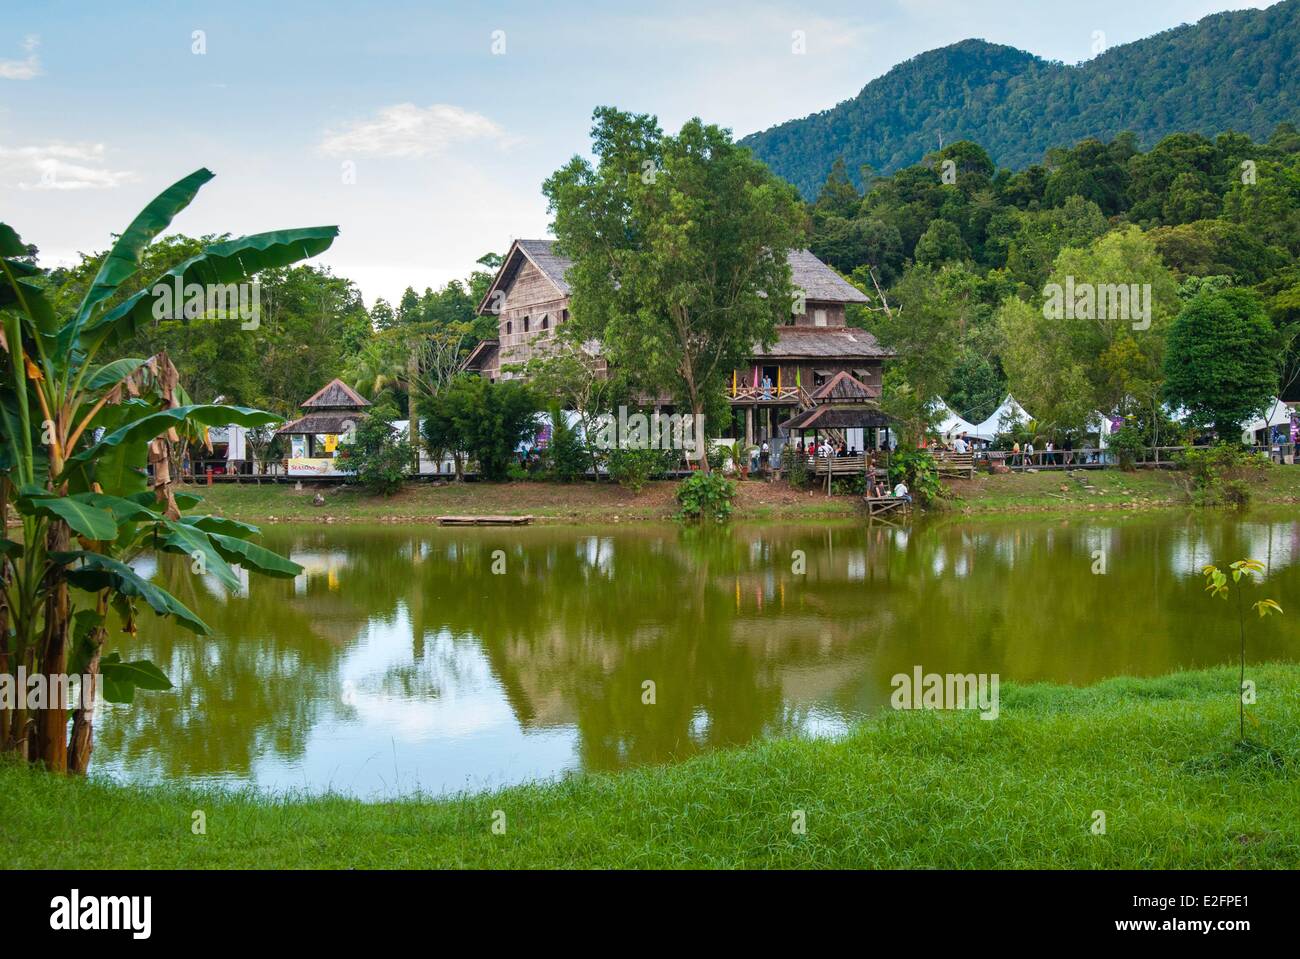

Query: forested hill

[741,0,1300,197]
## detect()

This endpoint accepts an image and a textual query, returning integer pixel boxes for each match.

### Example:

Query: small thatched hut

[276,378,371,476]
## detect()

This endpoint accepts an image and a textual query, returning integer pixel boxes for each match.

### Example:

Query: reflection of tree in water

[100,515,1300,783]
[101,530,417,779]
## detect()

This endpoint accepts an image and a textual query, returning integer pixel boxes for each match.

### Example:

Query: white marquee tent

[970,395,1034,441]
[1240,398,1295,444]
[932,399,981,441]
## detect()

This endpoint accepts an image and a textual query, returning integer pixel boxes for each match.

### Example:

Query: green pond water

[94,512,1300,797]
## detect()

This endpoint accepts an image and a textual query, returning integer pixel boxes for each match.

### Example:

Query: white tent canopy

[931,398,980,441]
[1241,398,1294,443]
[970,394,1034,441]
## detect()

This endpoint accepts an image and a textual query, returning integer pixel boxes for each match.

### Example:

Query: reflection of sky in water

[94,514,1300,798]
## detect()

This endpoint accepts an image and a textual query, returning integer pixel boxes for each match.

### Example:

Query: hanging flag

[752,366,759,388]
[732,370,737,397]
[796,367,802,388]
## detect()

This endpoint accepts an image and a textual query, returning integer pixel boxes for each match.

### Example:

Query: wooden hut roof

[461,338,499,372]
[276,410,369,436]
[779,403,892,432]
[755,327,893,360]
[299,377,371,410]
[785,248,869,303]
[810,370,875,402]
[475,239,573,315]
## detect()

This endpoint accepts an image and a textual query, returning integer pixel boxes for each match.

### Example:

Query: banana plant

[0,168,337,773]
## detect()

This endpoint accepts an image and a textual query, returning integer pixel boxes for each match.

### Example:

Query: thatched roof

[476,238,870,315]
[755,327,892,360]
[276,410,369,436]
[780,403,892,432]
[300,378,371,410]
[810,370,875,402]
[461,338,499,372]
[785,249,869,303]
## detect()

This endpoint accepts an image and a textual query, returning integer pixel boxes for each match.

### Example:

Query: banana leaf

[78,226,340,349]
[62,404,282,476]
[208,531,302,578]
[63,169,215,350]
[55,550,210,635]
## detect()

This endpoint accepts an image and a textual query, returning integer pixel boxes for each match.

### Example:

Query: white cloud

[319,103,509,158]
[0,142,134,190]
[0,35,42,80]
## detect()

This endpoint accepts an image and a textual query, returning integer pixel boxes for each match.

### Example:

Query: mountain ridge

[741,1,1300,197]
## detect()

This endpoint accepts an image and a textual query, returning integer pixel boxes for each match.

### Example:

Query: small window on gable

[523,316,531,333]
[541,314,549,330]
[561,309,569,323]
[505,320,512,336]
[814,309,827,327]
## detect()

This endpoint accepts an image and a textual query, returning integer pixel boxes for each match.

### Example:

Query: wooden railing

[729,385,802,402]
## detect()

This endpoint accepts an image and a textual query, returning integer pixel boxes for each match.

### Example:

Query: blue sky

[0,0,1271,305]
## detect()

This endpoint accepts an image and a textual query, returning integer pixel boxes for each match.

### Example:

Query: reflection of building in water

[1166,520,1300,577]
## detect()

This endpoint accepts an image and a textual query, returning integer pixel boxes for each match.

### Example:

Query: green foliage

[0,171,320,771]
[998,227,1180,434]
[886,448,942,507]
[1177,443,1269,508]
[1201,559,1284,742]
[675,471,735,523]
[784,449,812,489]
[543,406,588,482]
[606,446,676,491]
[1106,424,1147,471]
[1163,288,1278,436]
[335,405,412,496]
[421,375,540,482]
[742,4,1300,196]
[544,107,805,462]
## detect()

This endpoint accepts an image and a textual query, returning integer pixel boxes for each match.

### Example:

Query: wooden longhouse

[463,239,895,450]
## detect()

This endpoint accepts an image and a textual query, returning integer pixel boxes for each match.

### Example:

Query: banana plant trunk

[34,519,71,772]
[0,479,9,749]
[68,598,108,774]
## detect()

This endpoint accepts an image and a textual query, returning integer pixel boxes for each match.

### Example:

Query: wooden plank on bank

[436,515,534,527]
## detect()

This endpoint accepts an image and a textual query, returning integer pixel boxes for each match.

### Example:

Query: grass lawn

[182,476,861,524]
[172,465,1300,527]
[4,665,1298,868]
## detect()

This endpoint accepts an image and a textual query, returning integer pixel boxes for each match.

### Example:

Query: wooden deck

[863,495,910,519]
[436,515,534,527]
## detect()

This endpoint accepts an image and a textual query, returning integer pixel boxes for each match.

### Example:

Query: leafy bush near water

[336,405,413,496]
[887,448,943,506]
[676,472,736,523]
[606,447,678,491]
[1176,443,1269,508]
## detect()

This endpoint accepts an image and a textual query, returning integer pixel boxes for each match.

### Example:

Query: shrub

[606,447,674,491]
[544,406,588,482]
[1107,424,1146,471]
[422,374,540,481]
[676,471,735,523]
[887,448,943,506]
[785,450,812,489]
[1177,442,1268,508]
[336,405,412,496]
